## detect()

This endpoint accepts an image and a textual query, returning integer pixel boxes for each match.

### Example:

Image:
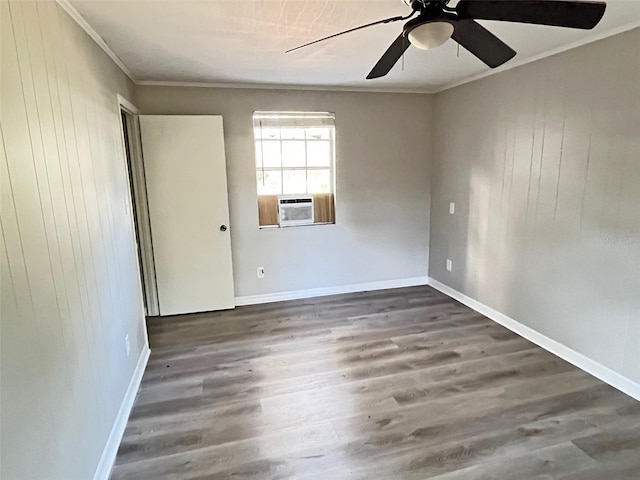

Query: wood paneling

[429,29,640,384]
[313,193,335,224]
[257,194,279,226]
[112,286,640,479]
[0,2,146,478]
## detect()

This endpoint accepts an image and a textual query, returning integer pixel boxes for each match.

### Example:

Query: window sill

[259,222,335,230]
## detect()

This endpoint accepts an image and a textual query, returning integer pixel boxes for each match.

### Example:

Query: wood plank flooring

[112,286,640,479]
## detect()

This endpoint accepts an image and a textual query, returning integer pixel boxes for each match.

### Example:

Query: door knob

[219,224,228,232]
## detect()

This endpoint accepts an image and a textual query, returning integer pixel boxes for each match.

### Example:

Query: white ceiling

[68,0,640,92]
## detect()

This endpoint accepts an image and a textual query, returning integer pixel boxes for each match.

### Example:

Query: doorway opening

[118,96,160,316]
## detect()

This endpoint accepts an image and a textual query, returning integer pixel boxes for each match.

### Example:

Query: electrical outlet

[125,334,131,356]
[446,259,453,272]
[449,202,455,215]
[257,267,265,279]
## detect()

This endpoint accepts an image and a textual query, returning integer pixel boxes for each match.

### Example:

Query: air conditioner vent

[278,195,314,227]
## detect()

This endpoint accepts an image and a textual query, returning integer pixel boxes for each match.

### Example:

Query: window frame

[253,115,336,197]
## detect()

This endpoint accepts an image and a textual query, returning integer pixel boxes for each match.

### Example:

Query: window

[253,112,336,227]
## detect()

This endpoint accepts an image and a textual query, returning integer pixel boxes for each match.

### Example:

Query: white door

[140,115,235,315]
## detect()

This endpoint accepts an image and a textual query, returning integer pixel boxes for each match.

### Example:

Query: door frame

[117,94,160,316]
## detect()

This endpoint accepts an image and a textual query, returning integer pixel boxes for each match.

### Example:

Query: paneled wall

[429,29,640,383]
[1,1,147,479]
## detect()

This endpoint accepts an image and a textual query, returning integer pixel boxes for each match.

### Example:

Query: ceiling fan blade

[286,15,408,53]
[452,19,516,68]
[456,0,606,30]
[367,34,410,79]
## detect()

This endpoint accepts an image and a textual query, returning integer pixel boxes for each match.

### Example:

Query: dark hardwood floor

[112,286,640,479]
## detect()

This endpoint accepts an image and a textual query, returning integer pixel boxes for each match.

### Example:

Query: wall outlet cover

[449,202,455,215]
[446,259,453,272]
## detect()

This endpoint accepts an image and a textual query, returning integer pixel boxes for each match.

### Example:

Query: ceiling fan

[286,0,607,79]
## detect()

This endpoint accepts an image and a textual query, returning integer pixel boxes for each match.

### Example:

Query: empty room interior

[2,0,640,479]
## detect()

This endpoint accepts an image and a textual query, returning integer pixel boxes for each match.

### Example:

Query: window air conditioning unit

[278,195,314,227]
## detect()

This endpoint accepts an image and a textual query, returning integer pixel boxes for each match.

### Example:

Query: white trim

[92,345,150,480]
[56,0,136,82]
[57,0,638,95]
[117,94,140,115]
[235,277,428,306]
[135,79,434,95]
[427,277,640,401]
[432,21,640,93]
[107,24,640,95]
[115,93,146,316]
[55,0,639,96]
[116,95,160,317]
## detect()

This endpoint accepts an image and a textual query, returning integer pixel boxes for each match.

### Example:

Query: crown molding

[135,80,436,95]
[432,21,640,94]
[56,0,136,82]
[56,0,638,96]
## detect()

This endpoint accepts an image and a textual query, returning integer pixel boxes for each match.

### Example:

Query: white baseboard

[235,276,429,306]
[427,277,640,401]
[92,345,150,480]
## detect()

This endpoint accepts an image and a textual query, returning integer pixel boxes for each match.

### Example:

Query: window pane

[256,170,282,195]
[306,127,330,140]
[282,170,307,194]
[255,140,281,168]
[281,127,305,139]
[307,169,331,194]
[282,141,306,167]
[255,127,280,140]
[307,141,330,167]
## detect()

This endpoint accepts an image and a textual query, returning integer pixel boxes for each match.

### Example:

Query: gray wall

[1,2,147,479]
[135,87,432,298]
[429,29,640,383]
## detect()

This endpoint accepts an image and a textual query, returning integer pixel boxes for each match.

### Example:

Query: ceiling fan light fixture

[407,21,454,50]
[286,0,607,79]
